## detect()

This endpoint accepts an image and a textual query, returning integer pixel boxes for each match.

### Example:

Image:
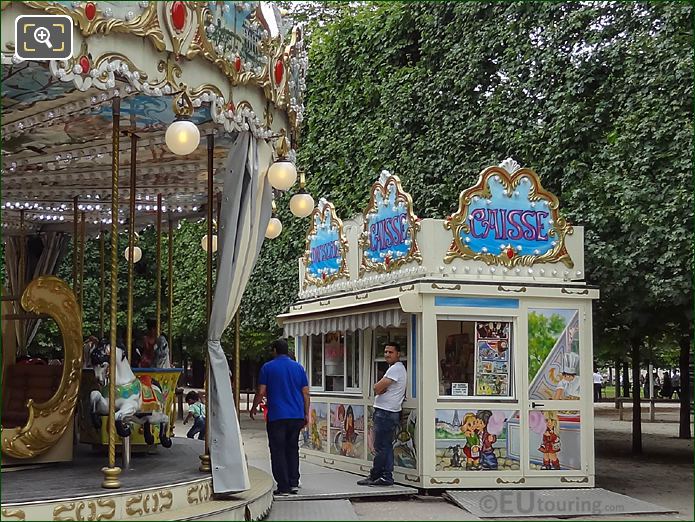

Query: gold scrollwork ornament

[1,276,82,459]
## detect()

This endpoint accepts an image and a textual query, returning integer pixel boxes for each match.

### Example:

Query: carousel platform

[1,438,273,521]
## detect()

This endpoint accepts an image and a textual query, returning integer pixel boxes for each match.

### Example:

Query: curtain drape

[4,232,69,355]
[207,132,273,493]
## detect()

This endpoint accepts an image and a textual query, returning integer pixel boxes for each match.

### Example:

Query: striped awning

[283,307,405,337]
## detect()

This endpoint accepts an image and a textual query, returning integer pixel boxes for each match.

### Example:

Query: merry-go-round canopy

[1,0,307,236]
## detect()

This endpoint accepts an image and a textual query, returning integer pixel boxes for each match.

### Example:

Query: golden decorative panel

[1,508,26,521]
[53,499,115,521]
[1,276,82,459]
[444,163,574,268]
[359,171,422,275]
[125,490,173,516]
[186,481,213,505]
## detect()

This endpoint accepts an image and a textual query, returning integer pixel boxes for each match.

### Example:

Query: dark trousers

[369,408,401,483]
[593,383,602,401]
[267,418,304,492]
[187,417,206,440]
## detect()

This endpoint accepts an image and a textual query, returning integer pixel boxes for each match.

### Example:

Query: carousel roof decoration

[443,158,575,268]
[359,169,422,275]
[1,1,307,234]
[303,198,350,289]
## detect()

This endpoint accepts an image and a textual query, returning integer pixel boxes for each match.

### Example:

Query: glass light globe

[201,234,218,253]
[265,217,282,239]
[165,119,200,156]
[289,190,314,218]
[123,245,142,263]
[267,160,297,191]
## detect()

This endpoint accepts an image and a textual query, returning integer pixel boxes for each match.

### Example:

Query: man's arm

[302,386,310,425]
[250,384,266,420]
[373,377,395,396]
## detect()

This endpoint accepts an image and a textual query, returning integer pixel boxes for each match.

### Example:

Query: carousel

[1,1,307,520]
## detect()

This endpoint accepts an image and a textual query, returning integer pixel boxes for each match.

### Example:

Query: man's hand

[304,414,310,427]
[183,420,188,425]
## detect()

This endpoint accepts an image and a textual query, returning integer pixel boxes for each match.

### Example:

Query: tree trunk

[631,338,642,454]
[614,360,621,408]
[622,361,630,397]
[679,331,692,439]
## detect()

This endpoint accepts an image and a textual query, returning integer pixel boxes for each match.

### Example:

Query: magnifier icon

[33,26,53,49]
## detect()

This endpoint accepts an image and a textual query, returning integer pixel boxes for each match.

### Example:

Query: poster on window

[367,407,418,469]
[475,321,511,396]
[300,403,328,451]
[330,403,365,459]
[528,309,580,400]
[434,409,520,471]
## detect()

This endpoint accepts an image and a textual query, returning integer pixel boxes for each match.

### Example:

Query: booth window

[371,326,408,392]
[306,331,361,393]
[437,319,513,398]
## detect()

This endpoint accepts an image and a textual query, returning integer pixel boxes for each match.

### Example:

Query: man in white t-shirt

[593,370,603,401]
[357,342,406,487]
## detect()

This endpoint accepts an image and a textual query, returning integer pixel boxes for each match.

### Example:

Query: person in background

[251,339,310,497]
[661,371,673,399]
[183,391,206,440]
[139,318,157,368]
[358,342,407,487]
[673,370,681,399]
[593,369,603,402]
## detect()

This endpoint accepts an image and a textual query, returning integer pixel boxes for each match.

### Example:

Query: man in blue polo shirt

[250,339,310,496]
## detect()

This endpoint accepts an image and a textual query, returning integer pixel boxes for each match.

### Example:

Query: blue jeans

[187,416,206,440]
[370,408,400,483]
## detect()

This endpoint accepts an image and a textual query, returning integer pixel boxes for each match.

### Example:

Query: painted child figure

[476,411,498,470]
[461,413,481,470]
[539,411,561,469]
[183,390,206,440]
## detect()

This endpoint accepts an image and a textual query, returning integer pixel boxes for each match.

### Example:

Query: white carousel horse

[89,338,172,447]
[153,334,171,369]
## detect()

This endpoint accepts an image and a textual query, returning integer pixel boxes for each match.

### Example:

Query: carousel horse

[153,334,171,369]
[89,338,172,447]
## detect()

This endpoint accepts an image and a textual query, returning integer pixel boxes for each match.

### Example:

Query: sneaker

[273,489,290,497]
[370,477,394,486]
[356,477,375,486]
[290,487,299,494]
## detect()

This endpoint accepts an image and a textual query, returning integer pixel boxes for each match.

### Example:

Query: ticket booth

[278,159,598,488]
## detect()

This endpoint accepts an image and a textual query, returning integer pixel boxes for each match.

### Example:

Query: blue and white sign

[304,198,349,287]
[360,171,421,274]
[445,159,574,267]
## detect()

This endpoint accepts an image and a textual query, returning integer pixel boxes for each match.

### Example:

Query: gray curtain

[4,232,69,355]
[208,132,273,493]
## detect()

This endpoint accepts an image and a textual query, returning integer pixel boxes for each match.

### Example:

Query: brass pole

[216,192,222,273]
[18,210,26,352]
[235,311,240,417]
[73,196,79,296]
[102,97,121,489]
[156,193,162,336]
[167,216,174,366]
[79,211,86,312]
[199,133,213,473]
[126,133,138,362]
[99,226,105,339]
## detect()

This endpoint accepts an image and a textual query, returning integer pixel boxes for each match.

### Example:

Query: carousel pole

[156,193,162,336]
[199,133,213,473]
[18,210,26,352]
[167,215,174,365]
[126,132,138,362]
[73,196,79,298]
[79,211,86,312]
[102,97,122,489]
[99,225,105,339]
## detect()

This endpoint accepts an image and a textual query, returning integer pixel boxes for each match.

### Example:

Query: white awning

[283,307,405,337]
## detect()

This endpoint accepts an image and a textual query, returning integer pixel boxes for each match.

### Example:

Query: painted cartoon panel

[528,309,580,400]
[330,404,365,459]
[434,409,520,471]
[367,407,417,469]
[300,402,328,451]
[525,411,581,470]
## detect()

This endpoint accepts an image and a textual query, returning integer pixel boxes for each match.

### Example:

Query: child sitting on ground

[183,391,206,440]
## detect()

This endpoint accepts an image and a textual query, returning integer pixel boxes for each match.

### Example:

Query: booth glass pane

[437,320,512,397]
[528,410,581,470]
[434,409,521,471]
[528,309,580,401]
[310,334,323,387]
[346,330,359,389]
[324,331,345,392]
